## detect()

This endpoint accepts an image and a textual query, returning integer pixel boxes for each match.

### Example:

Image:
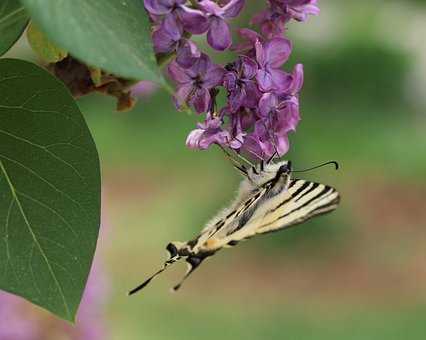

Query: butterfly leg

[172,256,205,292]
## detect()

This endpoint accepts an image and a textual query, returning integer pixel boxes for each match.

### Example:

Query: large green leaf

[0,58,101,322]
[0,0,29,56]
[20,0,161,83]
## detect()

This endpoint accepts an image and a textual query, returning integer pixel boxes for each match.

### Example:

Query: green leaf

[20,0,162,83]
[0,58,101,322]
[0,0,29,56]
[27,22,68,63]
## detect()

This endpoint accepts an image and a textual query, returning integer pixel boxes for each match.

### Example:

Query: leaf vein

[0,154,85,212]
[0,7,26,26]
[16,190,79,238]
[0,159,72,319]
[28,243,42,297]
[38,236,84,272]
[0,128,85,181]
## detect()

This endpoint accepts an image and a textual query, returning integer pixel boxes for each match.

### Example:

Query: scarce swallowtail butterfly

[129,156,340,295]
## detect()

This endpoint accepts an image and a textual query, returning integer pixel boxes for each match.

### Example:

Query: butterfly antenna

[172,257,204,292]
[217,144,249,176]
[128,257,181,296]
[246,147,264,162]
[266,151,278,164]
[292,161,340,173]
[231,149,255,168]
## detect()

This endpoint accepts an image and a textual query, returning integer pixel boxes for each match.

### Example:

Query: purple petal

[256,69,274,92]
[305,4,320,16]
[199,114,222,129]
[186,116,230,149]
[228,86,245,112]
[232,28,261,53]
[190,53,210,78]
[224,72,237,91]
[144,0,173,15]
[199,130,229,149]
[263,37,292,68]
[288,63,304,94]
[176,39,201,68]
[255,39,266,67]
[251,8,269,26]
[203,62,225,88]
[152,28,176,54]
[274,132,290,155]
[243,81,262,108]
[243,131,274,160]
[168,61,192,84]
[207,17,232,51]
[222,0,245,18]
[162,14,183,41]
[240,56,258,79]
[270,69,293,92]
[152,15,182,54]
[173,83,193,109]
[198,0,223,16]
[228,131,245,149]
[258,92,278,117]
[176,6,209,34]
[238,28,260,43]
[251,8,285,38]
[278,97,300,132]
[186,128,206,149]
[131,81,159,97]
[190,87,211,113]
[288,1,320,21]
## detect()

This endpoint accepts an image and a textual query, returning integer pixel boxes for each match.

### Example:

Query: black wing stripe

[297,186,333,210]
[294,182,320,202]
[226,210,236,218]
[259,200,340,236]
[278,186,336,220]
[288,179,299,188]
[231,188,269,235]
[236,189,264,217]
[270,180,307,213]
[291,181,311,199]
[292,182,314,201]
[306,197,340,218]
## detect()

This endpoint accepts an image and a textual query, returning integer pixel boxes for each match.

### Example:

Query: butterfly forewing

[256,179,340,234]
[219,179,340,243]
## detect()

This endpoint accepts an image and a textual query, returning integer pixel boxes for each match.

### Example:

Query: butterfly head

[166,241,191,259]
[249,160,292,187]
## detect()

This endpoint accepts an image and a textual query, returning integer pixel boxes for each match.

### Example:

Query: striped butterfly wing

[196,186,270,246]
[255,179,340,235]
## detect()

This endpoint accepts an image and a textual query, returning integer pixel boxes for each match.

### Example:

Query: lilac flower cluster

[144,0,319,160]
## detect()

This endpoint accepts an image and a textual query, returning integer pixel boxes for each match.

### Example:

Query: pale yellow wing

[221,179,340,244]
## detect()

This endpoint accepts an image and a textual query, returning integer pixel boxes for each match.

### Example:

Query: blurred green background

[7,0,426,339]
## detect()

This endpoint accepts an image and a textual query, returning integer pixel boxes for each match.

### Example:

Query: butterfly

[129,154,340,295]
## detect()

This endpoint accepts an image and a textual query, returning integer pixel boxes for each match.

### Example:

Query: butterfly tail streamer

[128,257,181,296]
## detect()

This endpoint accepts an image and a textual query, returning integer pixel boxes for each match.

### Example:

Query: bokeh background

[3,0,426,339]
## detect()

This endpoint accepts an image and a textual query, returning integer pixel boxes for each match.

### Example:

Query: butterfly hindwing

[218,179,339,244]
